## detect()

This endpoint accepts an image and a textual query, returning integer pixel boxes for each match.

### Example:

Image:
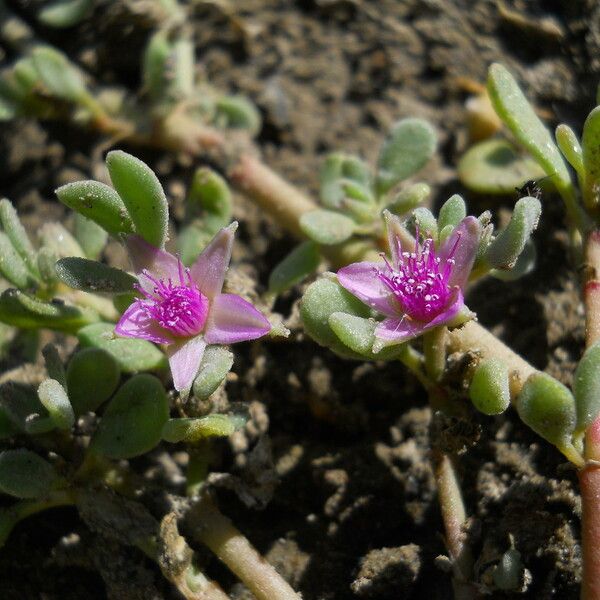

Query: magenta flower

[337,213,481,351]
[115,223,271,391]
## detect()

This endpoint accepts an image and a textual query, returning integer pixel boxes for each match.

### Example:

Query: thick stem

[584,230,600,348]
[424,326,446,383]
[186,496,300,600]
[447,320,538,400]
[431,449,477,600]
[579,463,600,600]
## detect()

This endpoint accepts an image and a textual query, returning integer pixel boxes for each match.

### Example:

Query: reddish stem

[584,230,600,348]
[579,461,600,600]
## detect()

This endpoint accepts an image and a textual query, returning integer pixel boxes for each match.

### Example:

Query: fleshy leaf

[56,180,134,237]
[42,344,67,389]
[39,223,85,258]
[106,151,169,248]
[582,106,600,209]
[74,214,108,259]
[67,347,121,415]
[490,239,536,281]
[385,182,431,215]
[516,372,576,449]
[555,124,584,182]
[268,241,320,294]
[78,322,167,372]
[0,383,48,433]
[31,46,87,103]
[91,374,169,459]
[0,199,38,276]
[0,449,60,499]
[438,194,467,232]
[215,96,261,135]
[485,196,541,270]
[376,118,436,195]
[0,289,99,332]
[573,341,600,433]
[411,207,438,240]
[487,64,573,201]
[320,153,373,210]
[192,345,234,401]
[0,232,36,288]
[300,278,370,359]
[186,167,232,230]
[37,378,74,430]
[469,358,510,415]
[162,414,244,443]
[458,139,545,195]
[38,0,94,27]
[299,209,356,245]
[55,257,137,294]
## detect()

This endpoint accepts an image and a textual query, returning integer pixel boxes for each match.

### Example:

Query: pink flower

[337,213,481,351]
[115,223,271,391]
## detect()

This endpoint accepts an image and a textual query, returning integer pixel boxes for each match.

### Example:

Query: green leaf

[299,209,356,245]
[411,207,438,240]
[485,196,541,270]
[176,224,212,267]
[469,359,510,415]
[516,372,576,449]
[555,124,584,182]
[78,322,167,372]
[39,223,85,258]
[0,232,36,288]
[143,29,172,102]
[0,383,48,433]
[37,378,74,430]
[487,64,573,202]
[582,106,600,209]
[0,199,38,277]
[0,289,99,332]
[385,182,431,215]
[92,374,169,459]
[38,0,94,27]
[55,257,137,294]
[490,239,536,281]
[438,195,467,232]
[300,278,370,359]
[320,154,373,210]
[74,214,108,259]
[376,118,436,195]
[67,347,121,415]
[492,547,524,591]
[215,96,261,135]
[56,180,134,237]
[162,414,243,443]
[573,341,600,433]
[192,346,234,401]
[328,312,405,360]
[42,343,67,389]
[187,167,232,226]
[0,406,18,440]
[31,46,87,103]
[268,241,320,294]
[106,151,169,248]
[0,450,60,499]
[36,247,59,284]
[458,139,546,195]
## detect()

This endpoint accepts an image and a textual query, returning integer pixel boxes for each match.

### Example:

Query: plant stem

[186,495,300,600]
[584,230,600,348]
[186,442,210,497]
[423,326,446,383]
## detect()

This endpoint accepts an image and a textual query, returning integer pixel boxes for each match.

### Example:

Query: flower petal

[190,223,236,299]
[373,288,464,350]
[439,216,481,289]
[125,235,180,293]
[204,293,271,344]
[337,262,399,318]
[114,301,173,345]
[166,336,206,391]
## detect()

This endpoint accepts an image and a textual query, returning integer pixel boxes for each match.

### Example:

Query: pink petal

[337,262,399,318]
[125,235,180,294]
[190,223,236,299]
[115,302,173,345]
[373,289,464,350]
[166,336,206,391]
[204,293,271,344]
[438,216,481,289]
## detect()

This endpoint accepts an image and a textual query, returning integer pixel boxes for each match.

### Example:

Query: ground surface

[0,0,599,598]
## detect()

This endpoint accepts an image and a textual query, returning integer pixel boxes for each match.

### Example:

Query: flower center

[377,236,455,322]
[136,260,209,337]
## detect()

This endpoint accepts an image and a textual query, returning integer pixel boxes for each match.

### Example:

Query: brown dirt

[1,0,598,598]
